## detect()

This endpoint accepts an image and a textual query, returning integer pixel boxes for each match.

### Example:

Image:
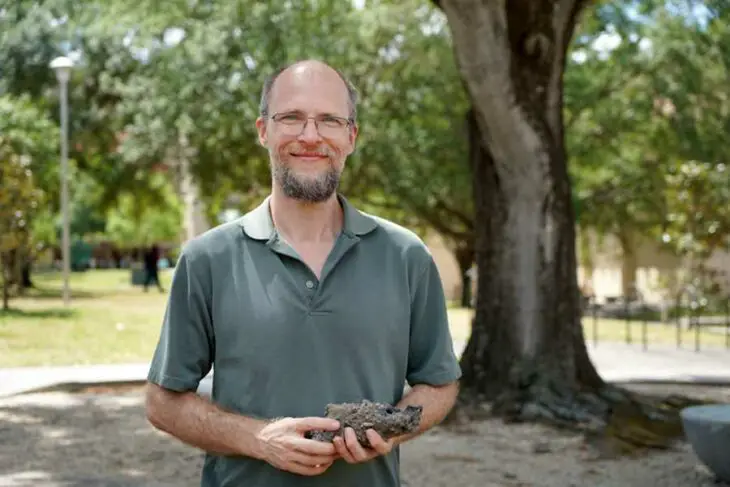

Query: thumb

[293,417,341,433]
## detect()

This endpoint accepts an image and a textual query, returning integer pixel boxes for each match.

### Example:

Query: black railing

[583,290,730,351]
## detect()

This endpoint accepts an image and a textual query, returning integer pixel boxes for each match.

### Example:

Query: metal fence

[583,291,730,351]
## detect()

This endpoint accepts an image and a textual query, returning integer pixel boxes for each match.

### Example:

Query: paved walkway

[1,341,729,398]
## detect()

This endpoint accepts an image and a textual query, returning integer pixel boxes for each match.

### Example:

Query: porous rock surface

[306,400,423,448]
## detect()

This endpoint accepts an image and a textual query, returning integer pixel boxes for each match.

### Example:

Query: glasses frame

[268,111,354,136]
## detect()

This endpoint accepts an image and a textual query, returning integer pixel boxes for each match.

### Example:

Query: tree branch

[396,189,471,242]
[433,198,473,231]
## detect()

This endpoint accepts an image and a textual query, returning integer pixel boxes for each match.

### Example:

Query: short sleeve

[406,255,462,386]
[147,249,214,392]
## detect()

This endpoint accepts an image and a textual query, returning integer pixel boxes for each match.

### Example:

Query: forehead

[269,64,350,115]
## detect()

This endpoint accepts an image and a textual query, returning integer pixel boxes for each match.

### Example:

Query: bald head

[259,60,359,121]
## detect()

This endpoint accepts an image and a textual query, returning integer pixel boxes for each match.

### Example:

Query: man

[145,59,461,487]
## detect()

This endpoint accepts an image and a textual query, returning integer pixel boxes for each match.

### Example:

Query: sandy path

[0,384,727,487]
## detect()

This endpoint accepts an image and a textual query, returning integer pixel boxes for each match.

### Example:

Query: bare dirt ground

[0,383,728,487]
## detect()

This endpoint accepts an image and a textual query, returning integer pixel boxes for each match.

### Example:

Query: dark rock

[306,400,422,448]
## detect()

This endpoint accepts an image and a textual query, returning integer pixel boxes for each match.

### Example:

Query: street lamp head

[50,56,74,83]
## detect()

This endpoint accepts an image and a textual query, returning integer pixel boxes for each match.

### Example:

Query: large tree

[431,0,699,442]
[0,95,58,308]
[433,0,603,411]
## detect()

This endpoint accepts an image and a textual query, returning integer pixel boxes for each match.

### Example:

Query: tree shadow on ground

[0,389,204,487]
[20,287,101,300]
[0,308,79,320]
[1,384,728,487]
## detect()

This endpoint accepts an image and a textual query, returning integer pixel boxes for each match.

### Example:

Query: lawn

[0,269,173,367]
[1,270,728,367]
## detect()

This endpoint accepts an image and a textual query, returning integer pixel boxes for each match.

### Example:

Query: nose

[297,119,322,144]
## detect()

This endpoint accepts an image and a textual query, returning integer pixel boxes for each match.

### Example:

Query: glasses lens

[275,113,348,136]
[317,117,347,136]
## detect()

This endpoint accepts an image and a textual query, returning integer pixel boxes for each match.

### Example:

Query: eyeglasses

[269,111,353,137]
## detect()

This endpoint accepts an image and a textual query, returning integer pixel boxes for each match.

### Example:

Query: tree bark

[1,252,10,311]
[21,262,33,289]
[20,242,34,290]
[618,229,638,299]
[577,228,594,285]
[438,0,605,421]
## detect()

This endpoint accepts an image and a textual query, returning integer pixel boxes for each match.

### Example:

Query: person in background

[143,244,164,293]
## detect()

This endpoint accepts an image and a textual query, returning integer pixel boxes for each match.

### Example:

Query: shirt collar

[238,194,378,241]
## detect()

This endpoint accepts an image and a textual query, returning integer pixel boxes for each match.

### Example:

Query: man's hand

[333,427,395,464]
[256,417,341,476]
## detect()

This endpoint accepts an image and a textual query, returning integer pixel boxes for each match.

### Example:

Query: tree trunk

[577,227,595,292]
[21,260,33,289]
[1,252,10,311]
[618,229,638,300]
[438,0,606,419]
[13,246,30,296]
[177,133,210,242]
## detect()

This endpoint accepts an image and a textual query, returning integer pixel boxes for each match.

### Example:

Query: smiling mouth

[291,153,328,160]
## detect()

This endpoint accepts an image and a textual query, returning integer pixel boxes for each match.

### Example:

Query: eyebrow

[279,109,345,118]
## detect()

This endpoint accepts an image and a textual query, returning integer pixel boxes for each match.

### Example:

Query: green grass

[1,270,728,368]
[0,269,173,367]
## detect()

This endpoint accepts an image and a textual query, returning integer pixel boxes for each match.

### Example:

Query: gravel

[0,383,728,487]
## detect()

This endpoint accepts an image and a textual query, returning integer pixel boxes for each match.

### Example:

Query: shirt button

[305,280,315,289]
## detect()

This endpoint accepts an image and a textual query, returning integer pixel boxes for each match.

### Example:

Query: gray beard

[272,163,340,203]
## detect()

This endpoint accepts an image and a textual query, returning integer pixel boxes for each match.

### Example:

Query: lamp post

[50,56,73,306]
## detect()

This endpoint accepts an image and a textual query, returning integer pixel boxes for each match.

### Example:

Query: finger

[345,427,370,462]
[366,429,391,455]
[293,417,341,433]
[290,437,338,456]
[333,436,356,464]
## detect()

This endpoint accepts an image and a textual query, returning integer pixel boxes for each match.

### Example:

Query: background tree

[566,2,669,297]
[568,1,730,301]
[353,2,474,304]
[647,3,730,266]
[0,95,58,308]
[1,0,180,278]
[104,173,183,249]
[103,0,477,284]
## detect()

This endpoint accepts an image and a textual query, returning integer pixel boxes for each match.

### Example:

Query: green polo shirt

[147,194,461,487]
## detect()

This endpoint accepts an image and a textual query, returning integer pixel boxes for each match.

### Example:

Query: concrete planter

[681,404,730,482]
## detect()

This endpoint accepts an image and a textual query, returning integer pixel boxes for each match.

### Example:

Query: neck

[269,186,344,243]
